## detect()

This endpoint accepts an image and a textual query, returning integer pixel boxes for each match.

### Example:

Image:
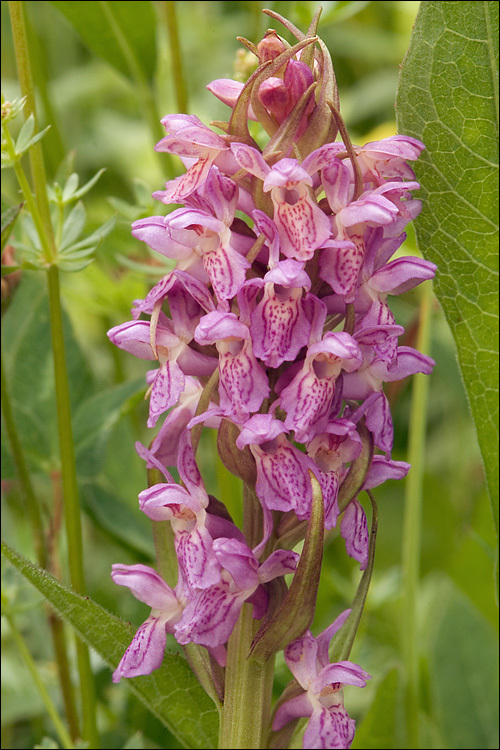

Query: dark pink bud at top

[256,30,286,63]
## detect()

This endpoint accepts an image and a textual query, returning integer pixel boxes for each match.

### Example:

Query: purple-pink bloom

[247,259,316,368]
[194,310,270,422]
[230,144,332,261]
[354,135,425,185]
[174,538,298,648]
[277,332,362,443]
[107,315,216,428]
[111,564,185,682]
[273,610,371,749]
[153,115,233,203]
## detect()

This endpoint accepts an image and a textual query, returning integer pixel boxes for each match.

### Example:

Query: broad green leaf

[396,1,499,531]
[1,541,220,750]
[50,1,157,82]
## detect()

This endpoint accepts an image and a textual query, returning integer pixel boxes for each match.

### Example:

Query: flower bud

[217,418,257,486]
[257,29,286,64]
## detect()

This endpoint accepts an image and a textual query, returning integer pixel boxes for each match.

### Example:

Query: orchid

[3,4,497,750]
[104,9,437,747]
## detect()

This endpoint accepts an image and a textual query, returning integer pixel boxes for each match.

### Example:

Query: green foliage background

[1,2,498,749]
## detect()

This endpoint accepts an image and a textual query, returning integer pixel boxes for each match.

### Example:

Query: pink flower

[111,564,185,682]
[273,610,371,749]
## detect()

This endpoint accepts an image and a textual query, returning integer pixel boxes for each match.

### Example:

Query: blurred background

[1,2,497,748]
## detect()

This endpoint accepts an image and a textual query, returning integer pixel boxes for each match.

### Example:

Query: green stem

[219,602,275,749]
[219,482,275,748]
[3,607,75,750]
[162,1,188,113]
[401,282,433,748]
[46,265,99,747]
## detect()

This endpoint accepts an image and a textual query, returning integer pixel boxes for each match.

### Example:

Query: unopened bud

[217,418,257,486]
[257,30,286,64]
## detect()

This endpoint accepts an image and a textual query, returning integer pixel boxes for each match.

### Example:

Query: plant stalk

[8,3,99,743]
[401,281,433,748]
[219,602,275,749]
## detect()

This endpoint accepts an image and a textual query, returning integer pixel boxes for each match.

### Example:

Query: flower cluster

[108,14,435,749]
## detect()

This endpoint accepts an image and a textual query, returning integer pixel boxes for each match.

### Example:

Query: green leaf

[61,216,116,254]
[72,168,106,201]
[50,1,157,82]
[14,113,35,153]
[59,201,86,251]
[61,173,79,204]
[396,1,499,532]
[1,541,220,750]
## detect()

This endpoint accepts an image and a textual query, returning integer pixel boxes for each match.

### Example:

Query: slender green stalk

[219,602,275,749]
[7,4,99,744]
[162,1,188,113]
[46,266,99,747]
[3,607,75,750]
[48,613,81,742]
[401,281,433,748]
[219,484,275,748]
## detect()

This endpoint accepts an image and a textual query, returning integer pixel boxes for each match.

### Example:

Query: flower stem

[219,602,275,749]
[219,481,276,748]
[401,281,433,748]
